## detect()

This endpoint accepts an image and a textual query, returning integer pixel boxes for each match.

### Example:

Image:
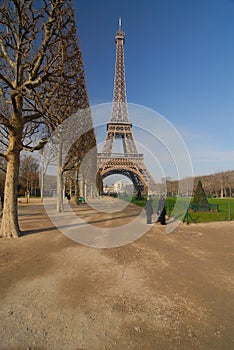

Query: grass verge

[120,195,234,223]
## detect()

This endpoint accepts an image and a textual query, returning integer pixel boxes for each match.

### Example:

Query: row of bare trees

[163,171,234,198]
[0,0,96,237]
[193,171,234,198]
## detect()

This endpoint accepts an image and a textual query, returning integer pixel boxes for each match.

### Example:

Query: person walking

[145,195,153,224]
[1,193,4,210]
[157,195,166,225]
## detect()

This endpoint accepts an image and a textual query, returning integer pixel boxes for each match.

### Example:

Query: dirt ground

[0,198,233,350]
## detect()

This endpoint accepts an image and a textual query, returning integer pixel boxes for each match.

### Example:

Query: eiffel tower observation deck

[98,18,156,194]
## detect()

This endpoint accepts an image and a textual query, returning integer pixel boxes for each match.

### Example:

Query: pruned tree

[0,0,92,237]
[193,179,209,210]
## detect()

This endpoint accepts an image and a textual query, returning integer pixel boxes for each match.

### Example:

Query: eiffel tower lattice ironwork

[98,18,157,193]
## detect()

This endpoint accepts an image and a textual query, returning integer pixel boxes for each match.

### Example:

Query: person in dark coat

[1,193,4,209]
[145,195,153,224]
[66,192,71,204]
[157,195,166,225]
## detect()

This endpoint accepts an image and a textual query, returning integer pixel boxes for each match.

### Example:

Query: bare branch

[0,165,6,173]
[29,2,62,80]
[0,152,7,160]
[24,112,43,123]
[22,138,48,152]
[0,72,14,89]
[0,37,16,69]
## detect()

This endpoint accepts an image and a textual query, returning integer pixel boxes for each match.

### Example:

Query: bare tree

[62,125,97,204]
[0,0,91,237]
[19,154,39,200]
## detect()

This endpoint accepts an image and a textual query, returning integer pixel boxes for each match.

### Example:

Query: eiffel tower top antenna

[118,17,122,32]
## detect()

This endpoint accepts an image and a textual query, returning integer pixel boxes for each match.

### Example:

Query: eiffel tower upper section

[101,18,138,155]
[111,18,129,124]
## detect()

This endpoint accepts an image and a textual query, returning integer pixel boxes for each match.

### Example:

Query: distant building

[103,180,134,195]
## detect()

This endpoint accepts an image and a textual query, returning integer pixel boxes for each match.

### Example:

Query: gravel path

[0,198,233,350]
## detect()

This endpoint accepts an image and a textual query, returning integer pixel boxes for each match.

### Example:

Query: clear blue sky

[73,0,234,178]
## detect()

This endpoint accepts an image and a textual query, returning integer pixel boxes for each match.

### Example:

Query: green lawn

[189,198,234,223]
[120,195,234,223]
[166,197,234,223]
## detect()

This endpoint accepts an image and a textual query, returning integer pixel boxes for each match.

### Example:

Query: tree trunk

[40,169,44,201]
[74,164,80,205]
[56,140,64,212]
[220,179,224,198]
[69,176,73,200]
[224,187,227,198]
[0,150,21,238]
[84,181,87,200]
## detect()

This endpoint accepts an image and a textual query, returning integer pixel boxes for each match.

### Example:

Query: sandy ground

[0,197,233,350]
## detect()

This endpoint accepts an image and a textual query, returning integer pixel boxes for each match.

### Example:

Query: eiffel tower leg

[102,133,114,154]
[123,133,138,154]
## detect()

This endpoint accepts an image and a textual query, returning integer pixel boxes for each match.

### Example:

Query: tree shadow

[20,212,142,237]
[20,226,58,236]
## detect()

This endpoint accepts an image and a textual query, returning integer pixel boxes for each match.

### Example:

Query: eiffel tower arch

[98,19,156,194]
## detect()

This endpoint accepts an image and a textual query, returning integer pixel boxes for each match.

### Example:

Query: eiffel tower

[98,18,156,194]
